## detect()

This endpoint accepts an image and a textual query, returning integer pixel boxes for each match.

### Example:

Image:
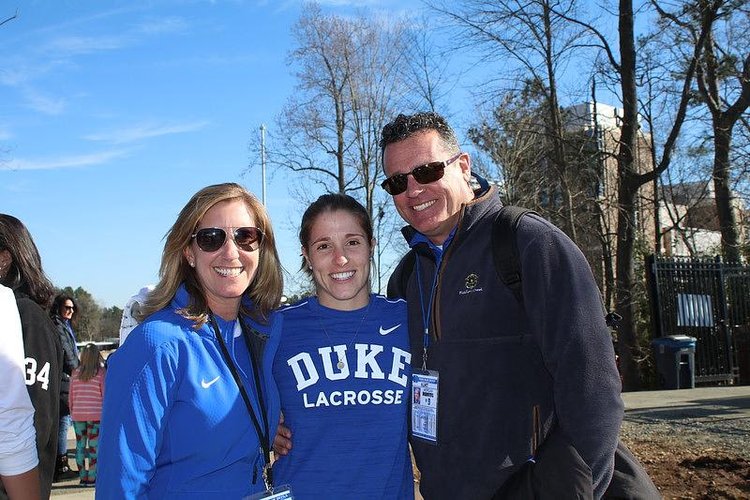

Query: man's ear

[460,152,472,181]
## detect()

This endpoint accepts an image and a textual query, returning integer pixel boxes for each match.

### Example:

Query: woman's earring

[188,260,195,267]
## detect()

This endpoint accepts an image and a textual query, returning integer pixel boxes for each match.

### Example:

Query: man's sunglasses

[191,227,264,253]
[381,152,462,196]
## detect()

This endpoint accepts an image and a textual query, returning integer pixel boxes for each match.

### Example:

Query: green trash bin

[651,335,697,389]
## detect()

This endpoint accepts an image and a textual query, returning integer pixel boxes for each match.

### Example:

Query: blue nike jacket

[97,285,279,499]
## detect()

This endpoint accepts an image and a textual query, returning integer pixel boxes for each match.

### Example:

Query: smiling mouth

[330,271,355,281]
[214,266,244,277]
[412,200,435,212]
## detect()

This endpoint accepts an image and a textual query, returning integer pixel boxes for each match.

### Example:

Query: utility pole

[260,124,267,205]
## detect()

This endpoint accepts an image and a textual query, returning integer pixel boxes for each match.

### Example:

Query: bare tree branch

[0,9,18,28]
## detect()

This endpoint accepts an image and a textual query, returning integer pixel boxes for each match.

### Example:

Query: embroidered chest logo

[459,273,483,295]
[201,376,221,388]
[379,324,401,336]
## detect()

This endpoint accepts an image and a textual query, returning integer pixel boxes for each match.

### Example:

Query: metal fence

[647,255,750,385]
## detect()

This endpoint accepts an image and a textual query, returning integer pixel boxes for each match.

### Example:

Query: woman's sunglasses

[191,227,264,253]
[381,153,462,196]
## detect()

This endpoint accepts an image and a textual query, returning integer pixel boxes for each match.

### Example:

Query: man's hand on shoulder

[273,414,292,457]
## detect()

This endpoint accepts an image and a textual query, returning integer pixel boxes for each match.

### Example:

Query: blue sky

[1,0,626,310]
[1,0,438,308]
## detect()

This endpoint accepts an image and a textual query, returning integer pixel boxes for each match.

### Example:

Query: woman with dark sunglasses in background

[48,293,80,483]
[0,214,64,500]
[97,183,283,499]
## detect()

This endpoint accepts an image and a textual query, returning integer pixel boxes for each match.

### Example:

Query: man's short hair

[380,112,460,154]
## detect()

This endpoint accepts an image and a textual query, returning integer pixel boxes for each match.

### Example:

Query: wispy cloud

[0,59,69,87]
[316,0,383,6]
[41,35,129,57]
[84,120,210,144]
[136,17,190,35]
[154,53,260,68]
[5,150,129,171]
[33,16,190,59]
[0,67,32,86]
[2,13,192,114]
[22,88,67,115]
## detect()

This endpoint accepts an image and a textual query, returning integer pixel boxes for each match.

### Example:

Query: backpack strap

[387,248,416,299]
[492,206,535,305]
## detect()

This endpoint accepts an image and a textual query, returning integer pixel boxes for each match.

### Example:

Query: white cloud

[36,16,189,58]
[22,88,67,115]
[2,13,193,115]
[0,67,32,86]
[41,35,128,57]
[316,0,382,6]
[5,150,129,170]
[136,17,190,35]
[84,120,210,144]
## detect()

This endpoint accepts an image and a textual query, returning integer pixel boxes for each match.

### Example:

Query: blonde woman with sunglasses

[97,183,283,499]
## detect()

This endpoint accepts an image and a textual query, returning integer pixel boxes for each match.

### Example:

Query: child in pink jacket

[69,343,105,487]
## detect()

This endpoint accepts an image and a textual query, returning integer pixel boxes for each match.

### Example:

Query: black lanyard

[210,314,272,489]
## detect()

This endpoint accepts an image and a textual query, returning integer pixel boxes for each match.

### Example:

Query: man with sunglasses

[381,112,624,499]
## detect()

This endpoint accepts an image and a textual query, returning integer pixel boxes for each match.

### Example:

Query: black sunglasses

[63,305,75,312]
[381,153,462,195]
[191,227,264,253]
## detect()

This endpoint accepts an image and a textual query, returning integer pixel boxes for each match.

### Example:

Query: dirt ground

[412,416,750,500]
[617,387,750,500]
[623,434,750,500]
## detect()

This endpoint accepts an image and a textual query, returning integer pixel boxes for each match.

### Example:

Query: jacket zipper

[431,206,467,341]
[531,404,541,456]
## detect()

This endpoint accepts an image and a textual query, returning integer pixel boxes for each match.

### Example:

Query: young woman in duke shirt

[269,194,413,499]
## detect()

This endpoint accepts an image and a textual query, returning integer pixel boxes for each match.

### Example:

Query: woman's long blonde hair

[139,183,283,327]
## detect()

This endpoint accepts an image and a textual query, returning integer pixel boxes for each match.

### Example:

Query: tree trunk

[694,5,749,262]
[542,0,576,240]
[615,0,643,390]
[713,120,741,262]
[615,180,642,391]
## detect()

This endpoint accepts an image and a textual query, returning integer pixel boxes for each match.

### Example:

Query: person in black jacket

[49,294,80,481]
[0,214,64,499]
[0,284,40,499]
[379,112,623,499]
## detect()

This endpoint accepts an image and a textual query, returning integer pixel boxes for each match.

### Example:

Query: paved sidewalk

[621,385,750,418]
[49,428,93,499]
[50,385,750,499]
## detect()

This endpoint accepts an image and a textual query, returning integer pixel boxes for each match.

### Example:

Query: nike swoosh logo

[201,376,221,388]
[379,324,401,335]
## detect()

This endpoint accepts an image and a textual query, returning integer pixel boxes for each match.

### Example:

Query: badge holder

[245,485,294,500]
[411,369,439,443]
[412,259,440,444]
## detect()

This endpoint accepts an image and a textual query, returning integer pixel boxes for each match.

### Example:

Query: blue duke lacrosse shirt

[270,294,414,499]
